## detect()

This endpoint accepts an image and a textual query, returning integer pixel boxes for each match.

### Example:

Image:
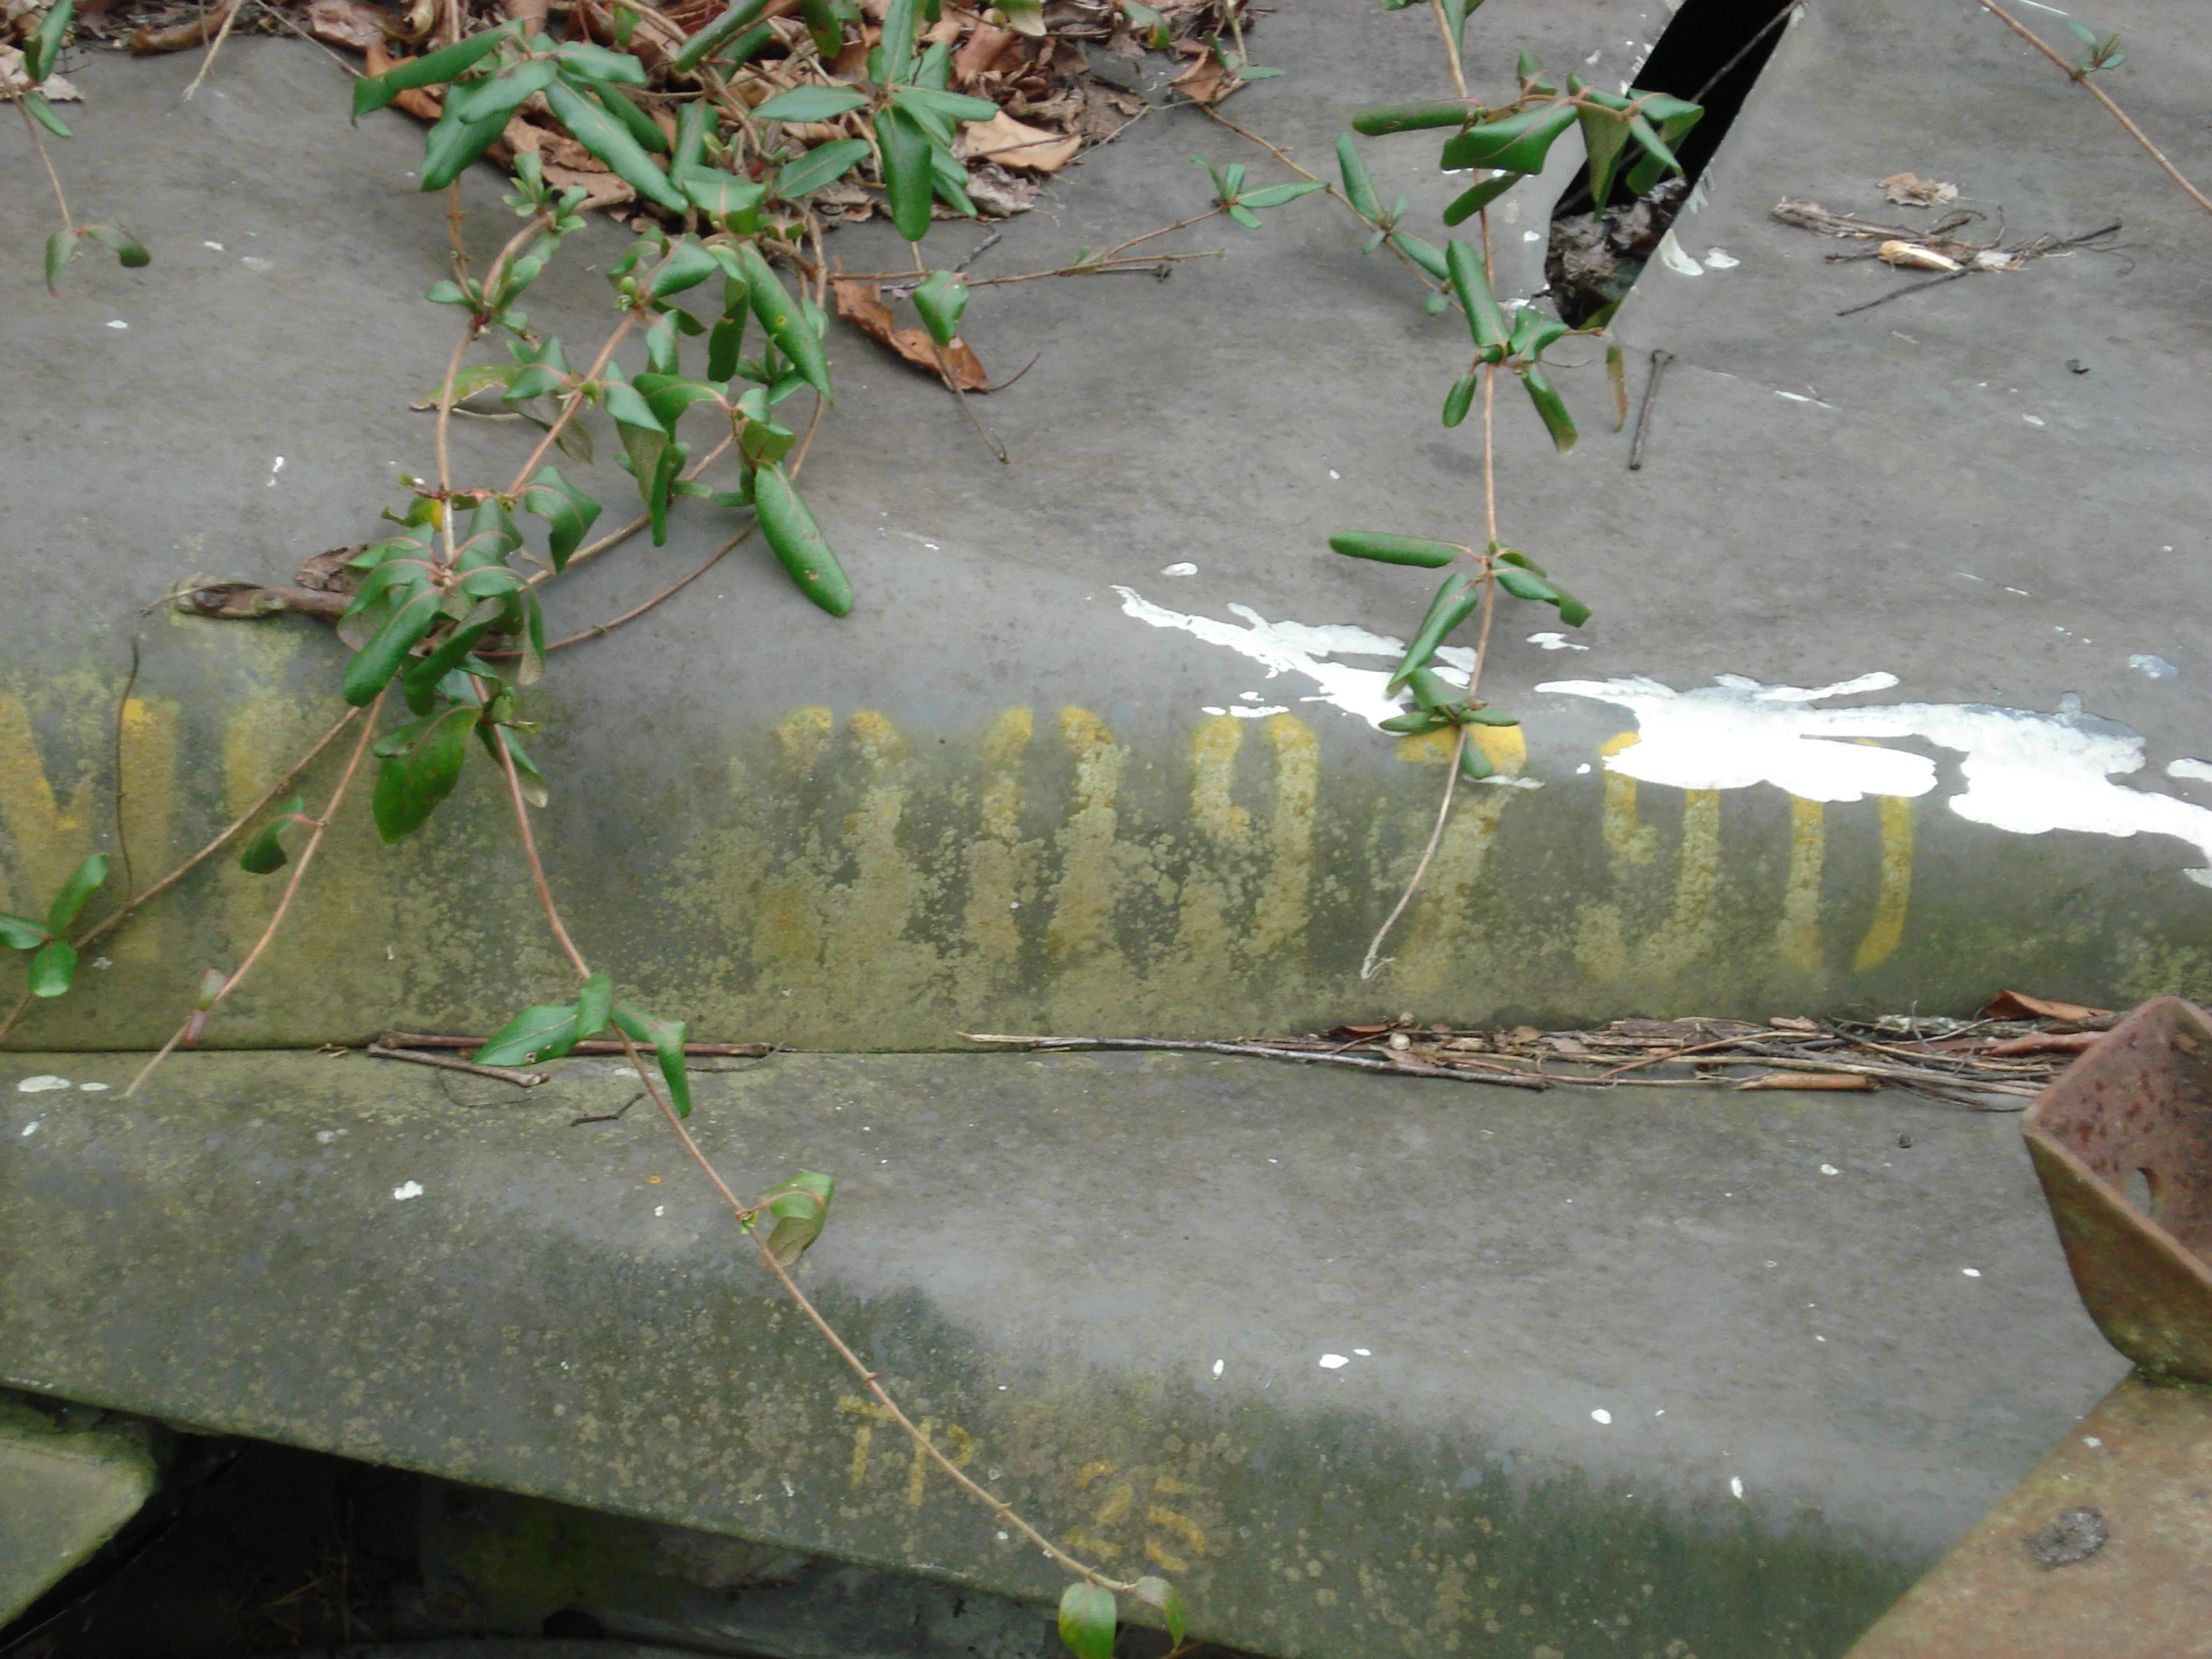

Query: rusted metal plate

[1842,1373,2212,1659]
[2022,997,2212,1382]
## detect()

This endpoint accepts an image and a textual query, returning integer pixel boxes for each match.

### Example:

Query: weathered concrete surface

[0,1387,161,1622]
[3,0,2211,1050]
[1,1049,2130,1656]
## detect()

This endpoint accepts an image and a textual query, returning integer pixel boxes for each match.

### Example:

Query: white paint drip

[1212,1359,1225,1377]
[1114,587,1472,728]
[1201,704,1290,719]
[1657,229,1703,276]
[392,1180,424,1201]
[1160,562,1197,576]
[1730,1476,1746,1499]
[78,1081,108,1092]
[1319,1353,1350,1370]
[1528,631,1587,652]
[1539,673,2212,885]
[1591,1408,1612,1424]
[1961,1267,1982,1278]
[20,1121,39,1137]
[2132,654,2178,679]
[1702,248,1740,270]
[2171,759,2212,785]
[16,1076,70,1093]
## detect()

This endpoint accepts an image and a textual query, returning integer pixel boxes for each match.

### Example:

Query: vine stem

[123,693,385,1096]
[487,726,1134,1594]
[747,1229,1142,1594]
[20,98,72,228]
[1429,0,1469,99]
[1971,0,2212,216]
[504,310,641,498]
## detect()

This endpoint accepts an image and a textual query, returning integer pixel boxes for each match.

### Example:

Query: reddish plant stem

[504,311,641,497]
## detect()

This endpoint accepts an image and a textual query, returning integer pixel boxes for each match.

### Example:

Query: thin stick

[182,0,246,100]
[125,696,384,1096]
[484,532,747,659]
[1834,267,1970,316]
[1971,0,2212,216]
[365,1042,549,1087]
[1361,726,1465,980]
[1627,348,1671,468]
[110,612,153,897]
[827,251,1225,287]
[431,328,473,550]
[380,1031,775,1057]
[910,244,1006,463]
[964,1032,1548,1090]
[1688,0,1800,106]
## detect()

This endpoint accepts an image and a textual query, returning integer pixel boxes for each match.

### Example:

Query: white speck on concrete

[17,1076,70,1093]
[1962,1267,1981,1278]
[2169,759,2212,785]
[1591,1408,1612,1424]
[1527,631,1587,652]
[1161,562,1197,576]
[1820,1163,1840,1175]
[1523,230,1540,242]
[2132,654,2179,679]
[316,1130,338,1144]
[106,319,128,329]
[1703,249,1739,270]
[1319,1354,1350,1370]
[2083,1435,2102,1447]
[78,1081,108,1092]
[1212,1359,1225,1377]
[204,241,225,250]
[655,1205,665,1216]
[2023,414,2045,426]
[92,956,112,969]
[1576,763,1592,775]
[20,1122,38,1137]
[241,256,274,272]
[392,1180,424,1201]
[1354,1348,1372,1357]
[1657,230,1703,276]
[1328,469,1341,479]
[1731,1476,1745,1499]
[997,1530,1009,1539]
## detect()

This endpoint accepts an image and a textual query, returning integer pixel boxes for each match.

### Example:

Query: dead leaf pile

[1878,170,1960,207]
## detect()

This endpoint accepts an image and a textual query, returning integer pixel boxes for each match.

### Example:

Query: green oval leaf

[475,1001,583,1067]
[1444,239,1507,352]
[342,585,443,706]
[238,798,304,874]
[544,78,685,211]
[874,106,933,244]
[576,972,613,1038]
[753,463,853,616]
[1441,372,1476,428]
[352,22,519,119]
[1520,363,1578,452]
[372,704,477,841]
[0,913,49,951]
[1328,532,1463,567]
[1352,102,1469,136]
[1388,573,1482,693]
[1057,1582,1116,1659]
[774,137,873,202]
[732,242,831,398]
[609,1003,692,1116]
[755,84,869,122]
[28,939,77,999]
[671,0,773,72]
[45,852,109,935]
[26,0,75,82]
[911,268,968,346]
[1335,133,1381,221]
[1439,170,1521,227]
[1133,1576,1186,1646]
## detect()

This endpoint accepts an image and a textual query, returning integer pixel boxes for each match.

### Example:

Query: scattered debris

[1773,197,2121,314]
[969,1001,2112,1108]
[2026,1506,2108,1569]
[1878,170,1960,207]
[1547,177,1690,325]
[1878,238,1962,273]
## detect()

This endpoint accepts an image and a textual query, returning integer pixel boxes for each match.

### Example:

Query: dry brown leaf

[960,110,1078,172]
[0,44,79,96]
[129,0,242,54]
[1879,171,1959,207]
[954,21,1021,81]
[1978,989,2112,1024]
[1169,49,1236,104]
[302,0,390,52]
[831,278,989,390]
[964,160,1037,217]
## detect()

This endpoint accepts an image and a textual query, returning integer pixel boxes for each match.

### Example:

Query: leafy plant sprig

[0,853,107,1000]
[12,0,150,291]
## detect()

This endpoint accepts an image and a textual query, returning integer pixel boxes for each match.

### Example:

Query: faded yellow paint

[1044,708,1124,961]
[113,699,181,962]
[1598,731,1659,866]
[1641,790,1723,978]
[774,706,835,775]
[0,695,94,914]
[1248,714,1318,959]
[1092,1476,1134,1528]
[1144,1538,1191,1575]
[1853,795,1915,971]
[1777,796,1826,972]
[958,707,1032,972]
[1394,793,1516,994]
[1189,717,1250,845]
[1391,724,1528,775]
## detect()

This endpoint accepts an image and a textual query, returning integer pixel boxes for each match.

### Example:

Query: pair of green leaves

[2064,15,2125,71]
[1194,156,1327,229]
[1056,1575,1184,1659]
[43,221,150,297]
[476,981,693,1114]
[1441,241,1578,451]
[0,852,107,1000]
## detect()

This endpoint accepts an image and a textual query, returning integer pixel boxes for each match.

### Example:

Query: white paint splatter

[1212,1359,1225,1377]
[2023,414,2046,427]
[16,1076,70,1093]
[1201,704,1290,719]
[1591,1408,1612,1424]
[78,1082,108,1092]
[1319,1353,1350,1370]
[204,241,225,251]
[2170,759,2212,785]
[1354,1348,1372,1357]
[1961,1267,1982,1278]
[2083,1435,2102,1448]
[1528,631,1588,652]
[1160,562,1197,576]
[1730,1475,1746,1499]
[2132,654,2179,680]
[106,319,128,330]
[20,1121,39,1137]
[316,1130,339,1144]
[392,1180,424,1201]
[1539,673,2212,885]
[1116,587,1469,728]
[654,1204,665,1216]
[1703,248,1740,270]
[241,256,274,272]
[1820,1164,1840,1175]
[1657,230,1703,276]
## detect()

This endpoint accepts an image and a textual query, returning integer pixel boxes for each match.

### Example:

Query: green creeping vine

[1322,22,1699,972]
[11,0,149,291]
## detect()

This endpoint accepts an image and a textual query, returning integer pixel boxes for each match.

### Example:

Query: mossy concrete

[5,4,2212,1050]
[3,1049,2129,1655]
[0,1387,162,1623]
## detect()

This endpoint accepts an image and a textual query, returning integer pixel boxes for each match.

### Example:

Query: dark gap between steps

[1547,0,1802,323]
